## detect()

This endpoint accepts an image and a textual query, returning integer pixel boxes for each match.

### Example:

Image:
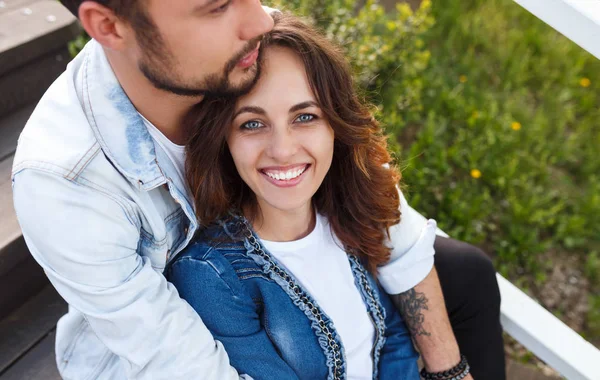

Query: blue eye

[295,114,316,123]
[241,120,264,130]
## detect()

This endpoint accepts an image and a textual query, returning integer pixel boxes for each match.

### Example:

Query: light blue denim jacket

[12,38,437,379]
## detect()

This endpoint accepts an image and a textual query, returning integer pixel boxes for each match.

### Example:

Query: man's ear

[78,1,131,51]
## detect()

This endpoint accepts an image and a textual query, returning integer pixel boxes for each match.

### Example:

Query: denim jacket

[167,218,421,380]
[12,38,437,379]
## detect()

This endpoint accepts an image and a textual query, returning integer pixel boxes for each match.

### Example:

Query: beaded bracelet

[420,354,469,380]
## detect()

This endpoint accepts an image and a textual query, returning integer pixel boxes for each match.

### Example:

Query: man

[12,1,504,379]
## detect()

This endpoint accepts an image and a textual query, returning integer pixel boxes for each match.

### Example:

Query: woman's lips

[260,164,311,188]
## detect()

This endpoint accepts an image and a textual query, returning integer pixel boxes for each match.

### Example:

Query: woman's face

[227,46,335,216]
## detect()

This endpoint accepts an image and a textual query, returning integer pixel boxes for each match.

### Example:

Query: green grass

[403,0,600,342]
[407,0,600,274]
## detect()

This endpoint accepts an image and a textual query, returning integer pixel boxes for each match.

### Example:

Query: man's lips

[237,44,260,69]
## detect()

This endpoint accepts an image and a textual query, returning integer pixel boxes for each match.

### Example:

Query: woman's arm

[167,253,299,380]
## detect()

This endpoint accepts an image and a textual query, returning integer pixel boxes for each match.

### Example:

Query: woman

[167,13,421,380]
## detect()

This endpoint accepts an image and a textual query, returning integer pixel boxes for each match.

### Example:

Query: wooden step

[0,1,79,118]
[0,0,79,76]
[0,285,66,377]
[0,153,48,321]
[0,331,61,380]
[0,104,35,162]
[0,154,21,272]
[0,46,72,119]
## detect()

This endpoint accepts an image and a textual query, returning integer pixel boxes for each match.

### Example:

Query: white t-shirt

[262,214,375,379]
[140,114,187,188]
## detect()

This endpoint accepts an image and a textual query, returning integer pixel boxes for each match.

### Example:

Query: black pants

[434,236,506,380]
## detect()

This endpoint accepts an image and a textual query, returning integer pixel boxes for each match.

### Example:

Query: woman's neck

[248,203,316,242]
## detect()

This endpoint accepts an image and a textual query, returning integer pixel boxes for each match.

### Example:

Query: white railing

[514,0,600,60]
[489,1,600,378]
[498,274,600,379]
[439,224,600,379]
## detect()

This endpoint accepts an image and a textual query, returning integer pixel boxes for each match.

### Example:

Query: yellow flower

[580,77,591,87]
[459,75,468,83]
[471,111,480,119]
[511,121,521,131]
[471,169,482,179]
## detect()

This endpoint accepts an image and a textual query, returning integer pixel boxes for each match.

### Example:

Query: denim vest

[167,217,421,380]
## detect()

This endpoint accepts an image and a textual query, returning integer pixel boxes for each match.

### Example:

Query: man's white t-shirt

[141,114,187,188]
[262,213,375,380]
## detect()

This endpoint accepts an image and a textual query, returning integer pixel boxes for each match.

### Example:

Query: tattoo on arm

[397,289,431,337]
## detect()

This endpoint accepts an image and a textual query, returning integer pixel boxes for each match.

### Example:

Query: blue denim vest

[167,217,420,380]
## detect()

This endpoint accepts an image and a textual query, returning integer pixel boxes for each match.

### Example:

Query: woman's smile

[260,164,311,187]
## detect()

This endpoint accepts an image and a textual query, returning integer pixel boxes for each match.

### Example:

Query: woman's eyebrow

[233,106,266,119]
[289,101,319,113]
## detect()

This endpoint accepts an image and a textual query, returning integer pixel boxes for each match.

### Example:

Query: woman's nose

[267,128,298,162]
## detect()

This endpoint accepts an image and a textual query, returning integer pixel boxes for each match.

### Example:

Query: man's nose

[239,1,275,41]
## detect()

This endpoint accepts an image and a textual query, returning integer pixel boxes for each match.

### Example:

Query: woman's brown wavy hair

[184,13,401,273]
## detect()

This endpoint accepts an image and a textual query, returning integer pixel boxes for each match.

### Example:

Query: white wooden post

[498,274,600,379]
[513,0,600,59]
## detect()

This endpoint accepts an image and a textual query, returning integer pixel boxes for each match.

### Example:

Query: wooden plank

[497,274,600,379]
[0,119,47,320]
[0,1,39,16]
[0,285,67,374]
[0,0,76,52]
[0,331,61,380]
[0,237,47,321]
[0,1,80,76]
[0,104,35,161]
[514,0,600,60]
[0,155,20,265]
[0,46,70,118]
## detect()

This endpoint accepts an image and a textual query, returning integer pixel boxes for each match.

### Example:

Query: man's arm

[379,191,473,378]
[391,268,473,379]
[13,169,240,380]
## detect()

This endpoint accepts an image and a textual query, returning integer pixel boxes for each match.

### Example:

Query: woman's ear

[78,1,131,51]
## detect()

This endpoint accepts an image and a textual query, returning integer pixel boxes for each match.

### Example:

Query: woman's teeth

[264,166,307,181]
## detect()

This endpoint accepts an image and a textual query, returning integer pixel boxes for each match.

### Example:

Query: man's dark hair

[59,0,139,19]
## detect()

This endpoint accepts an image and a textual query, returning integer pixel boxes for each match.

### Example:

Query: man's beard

[138,36,264,98]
